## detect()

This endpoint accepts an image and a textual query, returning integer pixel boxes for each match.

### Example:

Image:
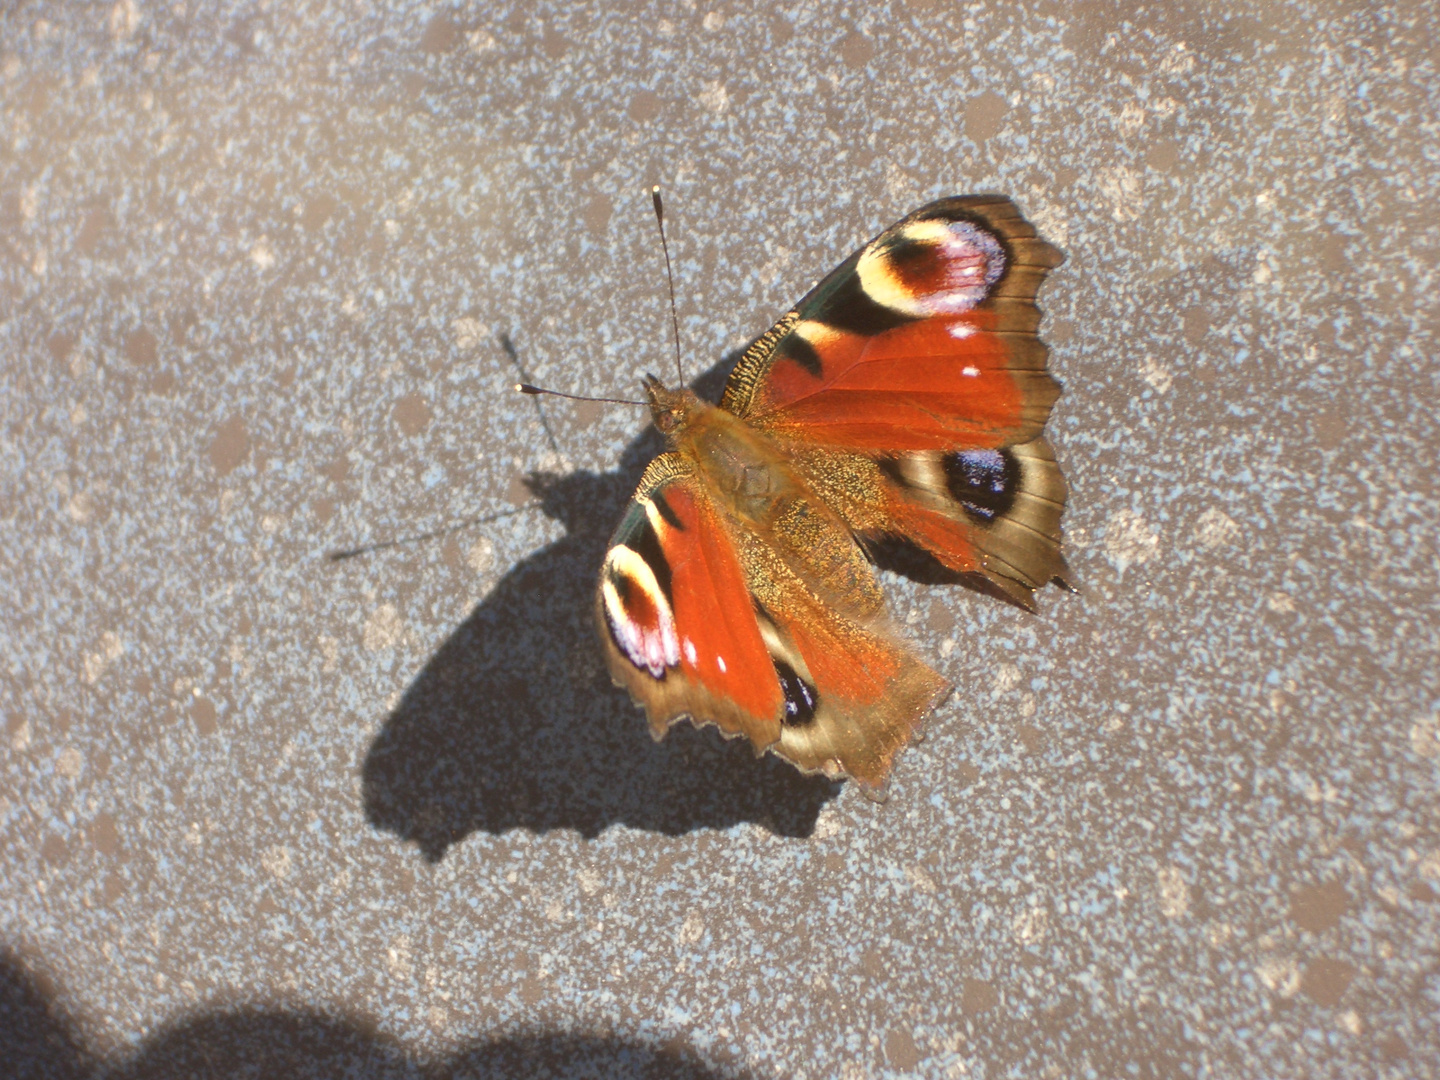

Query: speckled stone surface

[3,2,1437,1077]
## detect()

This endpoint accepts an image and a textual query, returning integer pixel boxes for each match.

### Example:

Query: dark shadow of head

[0,947,758,1080]
[1,948,90,1080]
[362,358,840,860]
[108,1013,753,1080]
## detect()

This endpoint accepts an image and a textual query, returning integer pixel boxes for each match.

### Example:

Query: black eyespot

[775,659,819,727]
[881,232,939,279]
[943,448,1021,523]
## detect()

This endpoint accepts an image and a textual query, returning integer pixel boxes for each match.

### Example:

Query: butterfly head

[642,374,702,440]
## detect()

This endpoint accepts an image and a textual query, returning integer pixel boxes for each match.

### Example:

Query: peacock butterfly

[596,196,1070,789]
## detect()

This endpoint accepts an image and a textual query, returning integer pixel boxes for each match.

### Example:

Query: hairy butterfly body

[598,195,1069,787]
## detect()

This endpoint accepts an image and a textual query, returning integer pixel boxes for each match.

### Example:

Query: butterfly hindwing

[872,437,1069,607]
[779,436,1068,610]
[757,590,951,787]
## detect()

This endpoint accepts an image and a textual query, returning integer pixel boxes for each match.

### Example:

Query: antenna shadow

[361,359,840,860]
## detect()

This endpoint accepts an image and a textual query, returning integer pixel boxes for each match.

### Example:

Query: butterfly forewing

[597,455,785,749]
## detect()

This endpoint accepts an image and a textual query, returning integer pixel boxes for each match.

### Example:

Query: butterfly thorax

[643,376,884,619]
[646,378,789,522]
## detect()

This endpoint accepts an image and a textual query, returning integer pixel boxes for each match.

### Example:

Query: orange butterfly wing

[721,195,1070,608]
[597,455,784,750]
[737,312,1047,450]
[598,438,949,788]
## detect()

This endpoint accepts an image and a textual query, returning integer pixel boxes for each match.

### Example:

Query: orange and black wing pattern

[596,451,949,787]
[721,196,1070,608]
[596,454,785,752]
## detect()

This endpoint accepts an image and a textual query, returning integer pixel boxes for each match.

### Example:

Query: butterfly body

[597,196,1069,788]
[648,379,883,615]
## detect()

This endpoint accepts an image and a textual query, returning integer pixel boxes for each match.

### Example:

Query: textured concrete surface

[2,1,1437,1077]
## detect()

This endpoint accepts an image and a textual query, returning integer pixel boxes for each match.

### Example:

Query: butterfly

[596,196,1069,789]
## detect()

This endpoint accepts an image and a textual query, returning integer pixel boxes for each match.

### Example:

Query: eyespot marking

[775,659,819,727]
[624,505,674,603]
[943,448,1022,523]
[602,545,679,678]
[857,218,1007,317]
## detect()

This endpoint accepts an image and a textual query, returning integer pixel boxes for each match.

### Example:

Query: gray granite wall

[2,2,1436,1077]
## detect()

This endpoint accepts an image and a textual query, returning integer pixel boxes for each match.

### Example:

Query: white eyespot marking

[602,546,680,678]
[717,655,727,674]
[683,637,698,665]
[962,365,980,377]
[856,218,1007,317]
[948,322,978,339]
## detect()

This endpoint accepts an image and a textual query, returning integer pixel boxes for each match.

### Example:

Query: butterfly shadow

[361,359,841,861]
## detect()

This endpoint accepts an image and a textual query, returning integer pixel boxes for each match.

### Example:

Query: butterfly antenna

[326,503,540,562]
[514,384,645,407]
[651,185,685,387]
[498,330,563,457]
